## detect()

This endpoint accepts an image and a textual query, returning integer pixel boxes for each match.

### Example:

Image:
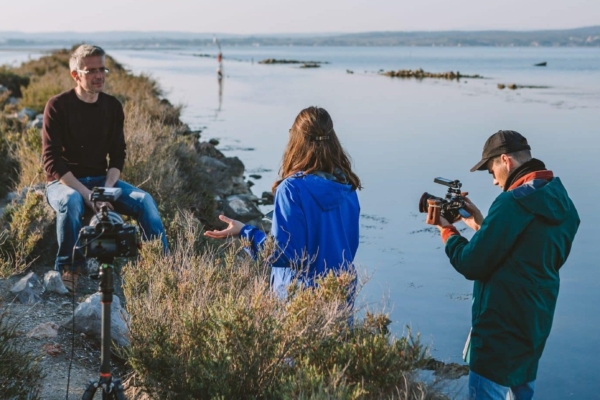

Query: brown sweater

[42,89,126,182]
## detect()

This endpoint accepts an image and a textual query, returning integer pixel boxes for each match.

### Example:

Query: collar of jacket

[507,170,554,191]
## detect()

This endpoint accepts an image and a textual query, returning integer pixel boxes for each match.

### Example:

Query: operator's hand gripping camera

[419,177,472,223]
[79,187,140,263]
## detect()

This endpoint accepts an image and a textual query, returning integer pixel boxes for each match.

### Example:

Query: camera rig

[419,177,472,223]
[79,187,140,264]
[76,187,140,400]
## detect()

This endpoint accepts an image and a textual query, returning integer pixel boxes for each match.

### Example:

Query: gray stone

[62,293,130,347]
[27,322,59,339]
[222,156,245,176]
[0,85,7,94]
[7,96,18,106]
[223,194,263,223]
[10,271,41,293]
[198,156,228,172]
[26,118,43,130]
[44,271,69,295]
[16,286,43,304]
[17,107,37,121]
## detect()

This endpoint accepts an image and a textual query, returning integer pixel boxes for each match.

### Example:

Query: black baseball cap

[470,130,531,172]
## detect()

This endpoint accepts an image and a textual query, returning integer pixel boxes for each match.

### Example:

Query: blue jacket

[240,172,360,288]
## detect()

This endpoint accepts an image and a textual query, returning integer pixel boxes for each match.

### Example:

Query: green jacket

[445,175,579,387]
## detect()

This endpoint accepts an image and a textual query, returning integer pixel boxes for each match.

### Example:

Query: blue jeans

[46,177,168,272]
[469,371,535,400]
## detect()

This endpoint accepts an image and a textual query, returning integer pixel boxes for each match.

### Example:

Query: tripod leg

[81,379,98,400]
[113,378,126,400]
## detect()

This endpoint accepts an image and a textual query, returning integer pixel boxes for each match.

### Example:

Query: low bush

[0,67,30,98]
[0,188,54,278]
[0,309,44,399]
[122,224,447,400]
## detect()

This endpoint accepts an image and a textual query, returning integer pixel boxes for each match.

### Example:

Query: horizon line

[1,25,599,36]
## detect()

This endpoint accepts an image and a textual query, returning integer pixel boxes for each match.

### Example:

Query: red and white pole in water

[214,36,223,78]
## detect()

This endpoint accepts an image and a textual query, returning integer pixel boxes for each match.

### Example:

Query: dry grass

[122,222,448,400]
[0,308,44,399]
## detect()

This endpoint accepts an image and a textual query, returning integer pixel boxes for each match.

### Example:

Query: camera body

[419,177,472,223]
[79,187,140,263]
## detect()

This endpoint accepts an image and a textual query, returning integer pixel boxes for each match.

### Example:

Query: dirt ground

[1,264,131,400]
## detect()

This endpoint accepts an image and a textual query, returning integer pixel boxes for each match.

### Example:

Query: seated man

[42,44,168,291]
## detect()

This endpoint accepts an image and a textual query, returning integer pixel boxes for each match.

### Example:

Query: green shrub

[0,67,30,98]
[0,309,44,399]
[20,73,71,114]
[122,228,447,400]
[0,189,54,278]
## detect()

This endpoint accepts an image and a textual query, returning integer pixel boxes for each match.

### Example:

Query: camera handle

[81,262,126,400]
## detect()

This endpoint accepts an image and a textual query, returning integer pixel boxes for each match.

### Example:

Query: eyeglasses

[77,67,109,75]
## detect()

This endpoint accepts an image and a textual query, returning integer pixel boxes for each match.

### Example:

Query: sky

[2,0,600,34]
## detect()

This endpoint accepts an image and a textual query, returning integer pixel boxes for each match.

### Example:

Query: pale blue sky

[4,0,600,33]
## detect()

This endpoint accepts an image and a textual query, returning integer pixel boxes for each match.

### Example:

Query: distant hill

[1,26,599,47]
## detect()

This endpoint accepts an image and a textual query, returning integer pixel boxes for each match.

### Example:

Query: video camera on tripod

[79,187,140,263]
[75,187,140,399]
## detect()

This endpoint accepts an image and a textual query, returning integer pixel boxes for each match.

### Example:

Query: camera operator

[42,44,168,292]
[426,130,579,400]
[204,107,361,309]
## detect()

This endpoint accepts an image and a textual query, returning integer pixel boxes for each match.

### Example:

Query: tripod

[81,259,126,400]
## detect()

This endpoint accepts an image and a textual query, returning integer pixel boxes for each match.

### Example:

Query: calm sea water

[3,45,599,399]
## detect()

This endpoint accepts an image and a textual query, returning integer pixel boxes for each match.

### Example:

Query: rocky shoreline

[381,68,483,80]
[259,58,329,65]
[0,54,274,398]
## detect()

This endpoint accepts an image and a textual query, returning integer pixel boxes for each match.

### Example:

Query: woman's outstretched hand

[203,215,245,239]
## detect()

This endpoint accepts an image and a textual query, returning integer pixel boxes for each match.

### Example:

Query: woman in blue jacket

[204,106,361,304]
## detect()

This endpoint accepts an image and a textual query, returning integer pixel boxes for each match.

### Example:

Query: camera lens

[419,192,444,213]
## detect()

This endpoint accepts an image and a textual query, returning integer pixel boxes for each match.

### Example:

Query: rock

[508,83,518,90]
[346,70,354,74]
[62,292,130,347]
[247,180,255,188]
[10,271,41,293]
[249,174,262,180]
[44,271,69,295]
[497,84,506,89]
[0,85,7,94]
[26,117,43,129]
[27,322,59,339]
[10,271,43,303]
[222,157,245,177]
[194,141,225,159]
[7,96,18,106]
[174,123,192,135]
[198,156,229,173]
[259,59,328,65]
[15,286,43,304]
[223,194,263,223]
[209,138,220,146]
[300,63,320,68]
[259,191,274,205]
[382,68,483,80]
[17,107,37,121]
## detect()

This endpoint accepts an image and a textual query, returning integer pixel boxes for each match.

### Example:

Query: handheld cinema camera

[419,177,472,223]
[79,187,140,263]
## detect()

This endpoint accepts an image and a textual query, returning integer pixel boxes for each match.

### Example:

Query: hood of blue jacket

[513,177,578,225]
[301,174,354,211]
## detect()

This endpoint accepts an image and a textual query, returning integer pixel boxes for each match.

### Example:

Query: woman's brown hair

[272,106,362,193]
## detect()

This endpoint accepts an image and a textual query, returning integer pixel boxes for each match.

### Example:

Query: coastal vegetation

[0,48,452,399]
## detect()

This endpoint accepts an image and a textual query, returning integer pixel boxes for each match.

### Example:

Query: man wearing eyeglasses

[42,44,168,291]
